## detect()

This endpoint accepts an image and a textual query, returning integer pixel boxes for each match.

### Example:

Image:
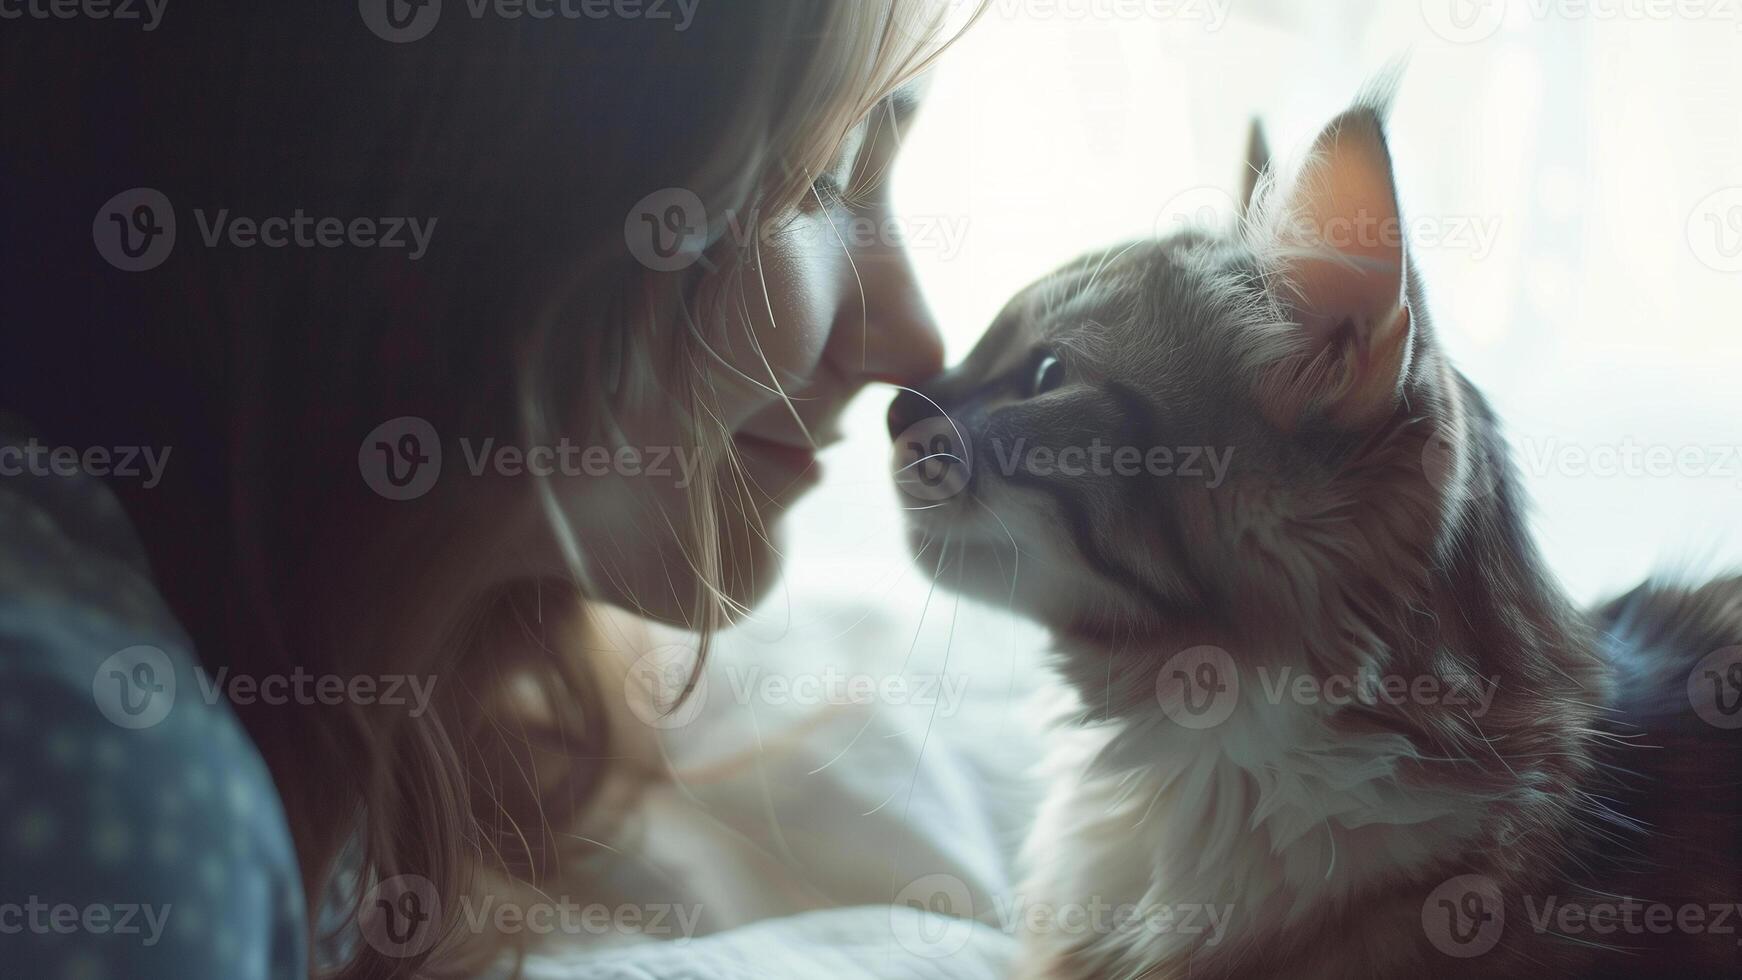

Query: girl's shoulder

[0,425,309,980]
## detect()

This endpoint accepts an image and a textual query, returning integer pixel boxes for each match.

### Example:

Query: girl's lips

[733,432,823,485]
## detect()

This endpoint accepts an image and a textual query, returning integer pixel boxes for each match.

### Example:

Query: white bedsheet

[516,907,1014,980]
[506,587,1054,979]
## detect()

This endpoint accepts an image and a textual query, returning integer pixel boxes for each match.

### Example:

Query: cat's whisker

[880,530,954,899]
[893,452,966,476]
[806,530,950,779]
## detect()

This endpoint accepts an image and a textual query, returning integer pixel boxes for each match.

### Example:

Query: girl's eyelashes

[810,171,846,204]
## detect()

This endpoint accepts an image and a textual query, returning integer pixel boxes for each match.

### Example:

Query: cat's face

[889,102,1477,683]
[889,234,1275,633]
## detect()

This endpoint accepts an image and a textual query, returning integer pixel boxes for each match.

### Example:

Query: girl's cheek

[701,218,843,418]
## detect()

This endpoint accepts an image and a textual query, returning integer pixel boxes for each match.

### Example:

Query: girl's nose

[849,221,945,388]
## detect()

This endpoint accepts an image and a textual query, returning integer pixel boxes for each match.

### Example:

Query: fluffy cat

[887,88,1742,979]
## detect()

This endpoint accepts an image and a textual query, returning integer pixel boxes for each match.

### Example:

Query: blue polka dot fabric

[0,426,308,980]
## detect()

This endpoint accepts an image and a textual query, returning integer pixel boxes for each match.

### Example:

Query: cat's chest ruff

[1030,699,1485,927]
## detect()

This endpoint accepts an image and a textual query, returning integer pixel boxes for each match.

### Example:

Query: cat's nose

[887,387,939,439]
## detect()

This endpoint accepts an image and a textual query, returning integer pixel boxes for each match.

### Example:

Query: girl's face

[574,94,945,621]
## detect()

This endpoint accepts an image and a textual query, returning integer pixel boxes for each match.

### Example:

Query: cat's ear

[1259,105,1412,431]
[1238,119,1269,219]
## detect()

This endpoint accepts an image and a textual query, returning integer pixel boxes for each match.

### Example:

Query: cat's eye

[1029,353,1065,397]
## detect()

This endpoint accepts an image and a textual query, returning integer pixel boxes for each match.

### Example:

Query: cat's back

[1574,575,1742,977]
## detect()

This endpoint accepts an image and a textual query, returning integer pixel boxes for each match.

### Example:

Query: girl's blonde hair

[4,2,978,977]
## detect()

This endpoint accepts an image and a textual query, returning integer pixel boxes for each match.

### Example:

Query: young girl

[0,2,975,976]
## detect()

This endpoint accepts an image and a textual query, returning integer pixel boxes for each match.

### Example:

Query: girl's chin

[593,520,790,625]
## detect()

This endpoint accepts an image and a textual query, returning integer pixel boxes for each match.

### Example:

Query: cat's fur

[889,90,1742,978]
